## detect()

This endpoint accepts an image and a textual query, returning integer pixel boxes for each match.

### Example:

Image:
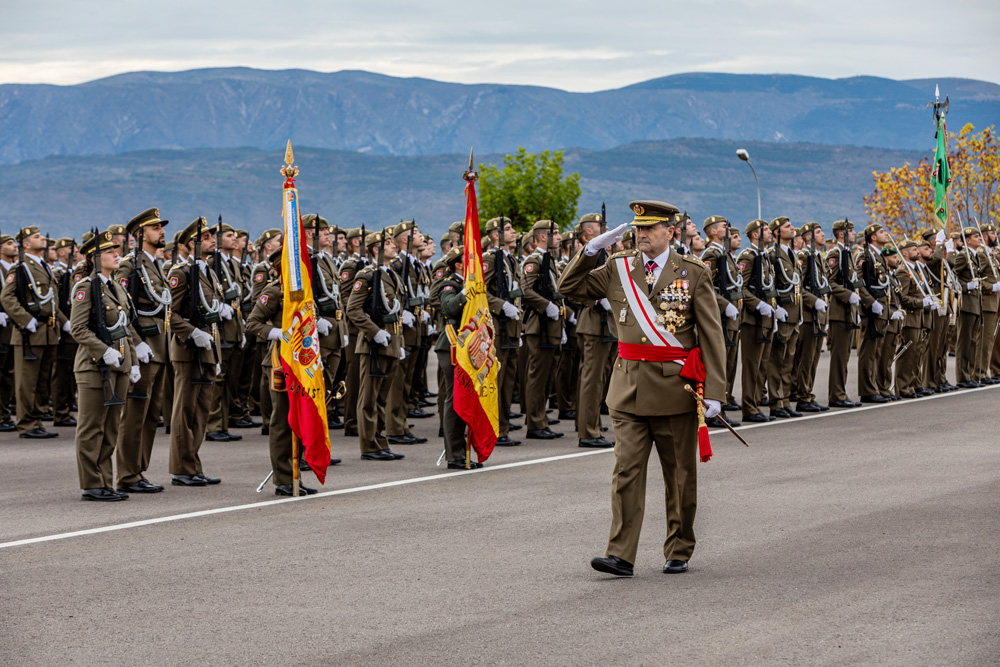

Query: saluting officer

[71,230,140,501]
[559,200,726,577]
[0,226,67,438]
[113,208,170,494]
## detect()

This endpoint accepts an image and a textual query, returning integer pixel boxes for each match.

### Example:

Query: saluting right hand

[584,223,628,256]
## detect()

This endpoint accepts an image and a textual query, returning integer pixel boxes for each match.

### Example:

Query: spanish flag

[451,162,500,462]
[278,142,331,483]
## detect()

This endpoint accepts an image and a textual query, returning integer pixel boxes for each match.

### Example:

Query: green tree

[478,148,581,231]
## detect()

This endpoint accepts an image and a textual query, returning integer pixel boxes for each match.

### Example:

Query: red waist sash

[617,342,706,383]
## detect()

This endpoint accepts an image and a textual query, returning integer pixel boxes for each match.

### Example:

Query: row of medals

[648,271,689,334]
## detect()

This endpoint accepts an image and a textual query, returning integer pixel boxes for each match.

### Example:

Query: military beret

[234,229,249,239]
[628,200,680,227]
[126,207,168,236]
[531,219,559,233]
[256,228,282,247]
[916,238,930,248]
[0,235,13,245]
[365,231,384,248]
[769,216,790,231]
[669,211,691,226]
[443,246,463,268]
[573,223,583,236]
[862,223,883,237]
[579,213,604,228]
[345,227,364,240]
[703,215,728,231]
[54,237,75,250]
[301,214,330,231]
[963,227,980,237]
[919,227,938,239]
[81,229,119,255]
[832,219,854,232]
[449,221,465,235]
[485,216,511,232]
[106,224,127,236]
[392,220,417,237]
[794,227,805,237]
[881,246,898,257]
[800,222,820,234]
[180,217,210,245]
[563,231,575,243]
[210,221,235,235]
[173,230,184,245]
[898,238,917,249]
[622,229,635,242]
[745,219,768,236]
[440,234,452,245]
[983,223,996,233]
[16,226,40,242]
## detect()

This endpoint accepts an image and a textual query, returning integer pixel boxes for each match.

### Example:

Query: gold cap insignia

[633,204,645,216]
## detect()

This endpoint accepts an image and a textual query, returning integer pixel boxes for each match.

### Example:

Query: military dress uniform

[51,239,79,427]
[112,208,171,493]
[793,223,830,411]
[0,226,67,438]
[975,241,999,381]
[766,218,804,417]
[558,200,727,574]
[387,222,429,441]
[699,219,742,412]
[338,245,367,436]
[921,237,952,391]
[825,222,863,407]
[0,248,18,430]
[894,245,933,398]
[250,234,280,433]
[856,229,891,402]
[736,221,776,422]
[952,230,984,386]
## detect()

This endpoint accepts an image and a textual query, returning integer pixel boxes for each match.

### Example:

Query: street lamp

[737,148,762,220]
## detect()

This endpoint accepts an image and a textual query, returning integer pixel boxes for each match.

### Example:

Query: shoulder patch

[169,276,179,287]
[443,285,453,291]
[341,270,350,281]
[259,295,268,305]
[254,273,264,283]
[5,274,12,283]
[738,261,746,271]
[75,290,86,301]
[353,280,363,291]
[525,263,535,273]
[435,268,445,279]
[827,256,837,267]
[119,277,129,288]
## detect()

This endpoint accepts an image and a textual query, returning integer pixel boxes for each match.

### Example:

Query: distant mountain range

[0,138,924,242]
[1,68,996,164]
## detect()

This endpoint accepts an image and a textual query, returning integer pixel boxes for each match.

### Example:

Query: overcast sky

[1,0,998,90]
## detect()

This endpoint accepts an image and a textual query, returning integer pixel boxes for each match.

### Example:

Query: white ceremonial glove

[936,229,946,244]
[420,310,431,323]
[401,310,416,327]
[584,222,628,256]
[427,325,436,337]
[26,317,38,333]
[599,298,612,311]
[215,363,221,375]
[993,283,1000,293]
[945,240,955,253]
[848,293,861,306]
[568,311,577,325]
[545,302,560,319]
[460,287,467,296]
[775,306,788,322]
[814,299,828,313]
[0,312,7,327]
[518,337,523,348]
[922,295,935,308]
[62,320,71,333]
[343,334,350,347]
[560,328,568,345]
[967,281,979,290]
[316,318,332,336]
[755,301,774,318]
[135,341,153,364]
[871,301,884,316]
[102,347,124,366]
[241,333,246,347]
[129,365,141,384]
[891,310,905,321]
[373,329,391,347]
[400,347,407,360]
[189,328,213,349]
[703,399,722,420]
[724,302,739,320]
[219,303,234,320]
[267,327,282,342]
[938,305,947,316]
[501,302,520,319]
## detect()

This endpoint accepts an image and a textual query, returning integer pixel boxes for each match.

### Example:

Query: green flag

[933,114,950,226]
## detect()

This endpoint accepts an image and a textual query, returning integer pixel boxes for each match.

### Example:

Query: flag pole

[465,432,472,470]
[292,433,300,497]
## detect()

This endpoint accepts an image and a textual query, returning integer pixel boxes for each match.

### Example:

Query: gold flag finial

[463,146,478,182]
[284,140,294,166]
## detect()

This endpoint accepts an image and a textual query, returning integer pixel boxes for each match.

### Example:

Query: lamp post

[737,148,762,220]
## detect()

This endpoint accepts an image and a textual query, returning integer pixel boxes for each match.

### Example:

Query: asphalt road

[1,354,998,666]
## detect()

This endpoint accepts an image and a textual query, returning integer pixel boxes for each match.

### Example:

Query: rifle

[803,225,830,338]
[749,222,773,344]
[359,223,368,267]
[679,211,688,255]
[89,228,126,406]
[596,204,615,342]
[492,216,517,350]
[366,228,389,378]
[715,218,743,346]
[187,218,214,385]
[213,216,233,349]
[400,220,417,312]
[859,236,884,340]
[14,234,39,361]
[536,220,561,349]
[840,220,862,331]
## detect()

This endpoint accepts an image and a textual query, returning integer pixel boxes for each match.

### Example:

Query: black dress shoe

[54,418,77,427]
[496,435,521,446]
[41,412,54,421]
[767,415,777,421]
[416,399,434,408]
[784,409,803,418]
[797,402,822,413]
[663,560,689,574]
[362,449,403,461]
[579,437,615,448]
[0,420,16,431]
[205,431,231,442]
[330,457,341,466]
[547,418,561,426]
[81,488,126,502]
[526,428,563,440]
[447,460,484,469]
[19,428,58,439]
[818,403,830,411]
[956,381,977,389]
[275,483,318,496]
[861,394,889,404]
[117,479,164,494]
[829,400,857,408]
[328,417,344,429]
[743,413,769,423]
[193,473,221,485]
[558,410,576,420]
[508,411,523,419]
[509,423,522,431]
[770,408,790,419]
[171,475,207,486]
[705,417,727,428]
[900,392,919,398]
[723,402,741,412]
[407,408,433,419]
[229,418,261,429]
[760,397,769,406]
[424,391,438,398]
[590,555,633,577]
[344,429,359,437]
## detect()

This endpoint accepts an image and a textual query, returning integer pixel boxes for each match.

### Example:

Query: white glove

[373,329,391,347]
[775,306,788,322]
[945,240,955,253]
[724,302,739,320]
[545,302,560,319]
[848,293,861,306]
[993,283,1000,293]
[518,337,523,348]
[922,295,935,308]
[936,229,946,244]
[129,365,141,384]
[814,299,827,313]
[189,328,213,349]
[755,301,774,318]
[316,318,332,336]
[26,317,37,333]
[401,310,416,327]
[420,310,431,323]
[560,328,567,345]
[215,363,221,375]
[102,347,124,366]
[241,333,246,347]
[890,310,905,321]
[427,325,436,337]
[599,298,612,311]
[501,302,520,319]
[584,222,628,256]
[135,341,153,364]
[400,347,407,360]
[871,301,884,316]
[938,305,947,316]
[62,320,71,332]
[703,399,722,419]
[267,327,282,341]
[0,313,7,327]
[219,303,234,320]
[967,281,979,290]
[568,311,577,325]
[343,334,350,347]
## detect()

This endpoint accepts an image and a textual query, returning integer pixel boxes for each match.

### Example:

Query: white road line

[1,383,994,551]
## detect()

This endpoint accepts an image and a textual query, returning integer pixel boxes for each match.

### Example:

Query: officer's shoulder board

[682,254,706,269]
[608,249,636,260]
